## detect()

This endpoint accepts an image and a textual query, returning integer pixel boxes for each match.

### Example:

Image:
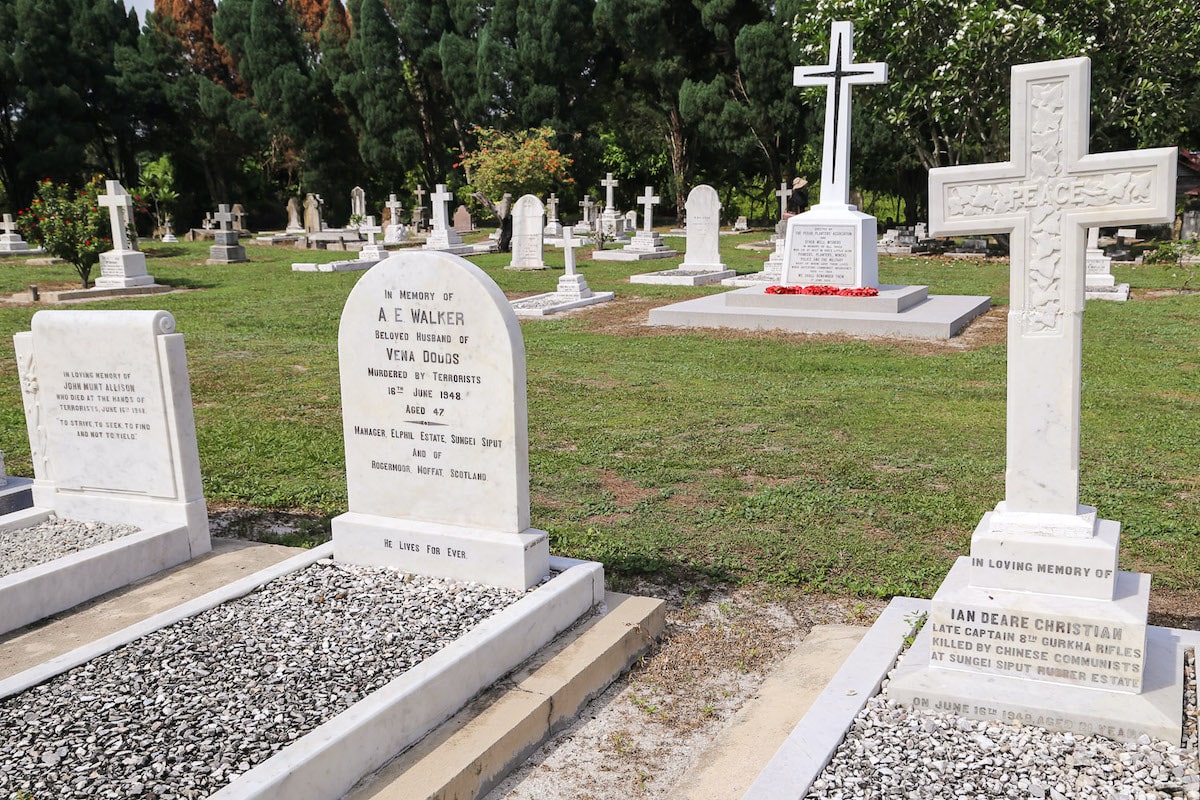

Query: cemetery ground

[0,233,1197,797]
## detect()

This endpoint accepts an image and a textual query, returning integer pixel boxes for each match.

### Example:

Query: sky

[124,0,158,23]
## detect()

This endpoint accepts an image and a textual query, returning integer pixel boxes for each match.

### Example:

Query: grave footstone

[887,56,1182,741]
[331,251,550,589]
[782,21,886,288]
[3,309,210,634]
[0,213,31,252]
[1085,226,1129,301]
[509,194,546,269]
[422,184,473,255]
[96,180,155,289]
[208,204,248,263]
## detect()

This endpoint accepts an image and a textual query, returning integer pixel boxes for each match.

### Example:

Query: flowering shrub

[766,284,879,297]
[17,177,110,288]
[456,127,573,201]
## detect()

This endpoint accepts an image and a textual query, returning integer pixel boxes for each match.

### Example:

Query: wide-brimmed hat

[792,177,809,189]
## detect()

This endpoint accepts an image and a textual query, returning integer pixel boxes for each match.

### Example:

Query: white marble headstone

[96,180,154,289]
[680,185,724,270]
[13,310,209,546]
[509,194,546,269]
[331,251,549,589]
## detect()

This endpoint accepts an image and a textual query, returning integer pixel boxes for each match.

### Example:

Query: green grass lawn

[0,234,1195,598]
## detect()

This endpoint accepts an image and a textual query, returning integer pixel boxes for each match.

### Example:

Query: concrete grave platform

[0,544,618,800]
[590,247,677,262]
[510,290,615,317]
[743,598,1200,800]
[629,267,735,286]
[648,284,990,339]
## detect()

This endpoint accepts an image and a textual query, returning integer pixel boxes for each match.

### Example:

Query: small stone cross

[601,173,619,210]
[360,215,382,244]
[430,184,453,231]
[386,194,403,225]
[930,57,1175,521]
[99,180,135,251]
[579,196,595,222]
[561,225,584,275]
[415,185,427,209]
[547,193,559,218]
[1,213,17,235]
[776,182,792,219]
[637,187,660,232]
[794,21,887,207]
[213,204,235,231]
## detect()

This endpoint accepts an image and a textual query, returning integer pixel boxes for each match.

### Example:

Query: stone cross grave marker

[2,214,17,235]
[386,193,402,224]
[430,185,452,232]
[579,196,595,227]
[889,56,1179,741]
[794,20,886,208]
[0,213,29,252]
[331,250,549,589]
[414,185,427,227]
[562,225,582,276]
[422,184,470,253]
[99,181,136,252]
[601,173,619,210]
[214,205,234,230]
[637,187,660,232]
[932,57,1174,520]
[776,182,791,219]
[547,194,558,219]
[208,204,247,263]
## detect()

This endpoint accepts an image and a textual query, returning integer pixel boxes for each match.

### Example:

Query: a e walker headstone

[0,213,31,252]
[208,204,248,263]
[509,194,546,270]
[4,309,210,633]
[888,56,1181,741]
[96,180,155,289]
[330,251,550,589]
[1085,227,1129,301]
[782,21,886,288]
[422,184,473,255]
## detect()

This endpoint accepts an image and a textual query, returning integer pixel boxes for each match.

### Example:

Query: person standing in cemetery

[786,177,809,216]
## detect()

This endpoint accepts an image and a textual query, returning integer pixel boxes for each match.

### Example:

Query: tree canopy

[2,0,1198,228]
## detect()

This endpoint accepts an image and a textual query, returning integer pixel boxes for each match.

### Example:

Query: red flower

[765,285,879,297]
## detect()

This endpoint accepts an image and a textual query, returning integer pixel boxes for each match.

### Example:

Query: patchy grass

[0,237,1195,599]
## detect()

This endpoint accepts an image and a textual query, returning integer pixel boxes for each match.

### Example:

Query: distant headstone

[230,203,247,232]
[350,186,366,225]
[160,218,178,243]
[97,180,155,289]
[413,185,427,230]
[599,173,626,239]
[331,251,550,589]
[544,193,563,237]
[889,56,1180,741]
[208,204,248,263]
[593,187,677,263]
[453,204,473,234]
[679,185,724,270]
[358,215,386,261]
[303,194,323,233]
[782,21,886,288]
[0,213,31,252]
[1085,226,1129,301]
[384,194,407,244]
[732,215,749,232]
[577,196,595,231]
[509,194,546,270]
[422,184,472,254]
[286,197,305,234]
[1181,210,1200,240]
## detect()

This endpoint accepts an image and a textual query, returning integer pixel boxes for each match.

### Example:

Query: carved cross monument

[794,20,886,208]
[775,182,791,219]
[214,205,234,231]
[601,174,619,211]
[99,181,136,252]
[931,57,1174,522]
[637,187,660,232]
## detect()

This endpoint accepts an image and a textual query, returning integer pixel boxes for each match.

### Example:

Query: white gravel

[0,515,141,578]
[0,559,523,799]
[806,649,1199,800]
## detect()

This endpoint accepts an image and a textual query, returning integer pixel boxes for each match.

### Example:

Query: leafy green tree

[17,177,109,287]
[457,126,573,201]
[137,155,179,235]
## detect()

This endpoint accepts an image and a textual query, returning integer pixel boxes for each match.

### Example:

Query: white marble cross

[601,173,619,210]
[386,193,402,223]
[430,184,453,231]
[579,196,595,222]
[99,180,135,251]
[547,193,559,218]
[2,213,16,235]
[776,182,791,218]
[637,187,660,232]
[415,185,426,207]
[562,225,583,275]
[930,57,1175,521]
[794,21,886,207]
[213,204,234,230]
[360,215,382,244]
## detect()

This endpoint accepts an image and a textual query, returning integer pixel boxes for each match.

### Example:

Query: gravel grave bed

[0,559,524,799]
[806,649,1199,800]
[0,516,142,579]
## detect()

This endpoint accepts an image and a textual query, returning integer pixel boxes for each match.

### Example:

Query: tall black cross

[793,22,886,207]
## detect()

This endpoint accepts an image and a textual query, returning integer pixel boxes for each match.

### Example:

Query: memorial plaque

[787,224,857,285]
[332,251,548,588]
